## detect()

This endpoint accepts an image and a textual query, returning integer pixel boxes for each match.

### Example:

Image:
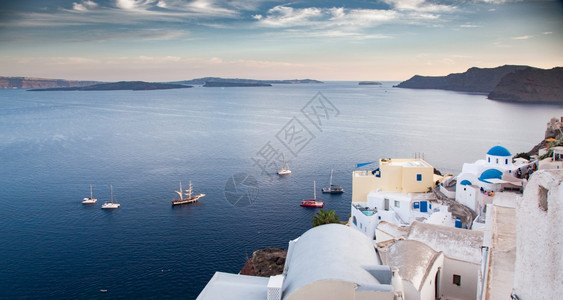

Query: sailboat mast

[329,169,333,186]
[179,181,183,200]
[313,181,316,200]
[187,181,192,198]
[110,185,113,203]
[90,184,93,199]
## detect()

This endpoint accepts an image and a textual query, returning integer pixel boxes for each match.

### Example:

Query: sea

[0,82,560,299]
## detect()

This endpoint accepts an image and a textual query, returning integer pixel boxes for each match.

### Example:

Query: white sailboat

[101,185,120,209]
[82,184,97,204]
[278,153,292,175]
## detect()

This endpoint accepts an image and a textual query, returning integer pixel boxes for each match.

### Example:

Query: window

[539,185,548,212]
[496,158,499,164]
[453,274,461,286]
[394,200,400,208]
[416,174,422,181]
[352,216,357,226]
[505,159,508,164]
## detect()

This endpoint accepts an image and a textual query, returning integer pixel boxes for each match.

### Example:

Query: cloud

[72,0,99,12]
[253,5,323,27]
[253,3,456,30]
[328,8,398,27]
[185,0,238,17]
[512,35,533,40]
[45,57,102,65]
[460,24,479,28]
[115,0,155,10]
[381,0,456,12]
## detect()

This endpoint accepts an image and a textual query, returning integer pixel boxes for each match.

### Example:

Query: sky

[0,0,562,81]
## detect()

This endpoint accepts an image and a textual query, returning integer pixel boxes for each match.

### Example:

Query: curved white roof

[407,221,483,264]
[282,224,389,298]
[385,240,440,290]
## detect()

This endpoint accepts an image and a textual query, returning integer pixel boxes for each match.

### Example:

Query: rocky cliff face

[0,77,99,89]
[239,247,287,277]
[488,67,563,103]
[395,65,529,93]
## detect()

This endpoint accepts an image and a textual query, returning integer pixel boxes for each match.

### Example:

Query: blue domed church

[455,145,526,219]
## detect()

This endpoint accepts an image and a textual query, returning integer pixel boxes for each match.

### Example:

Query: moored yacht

[278,153,291,175]
[300,181,324,208]
[101,185,120,209]
[322,169,344,194]
[172,181,206,205]
[82,184,97,204]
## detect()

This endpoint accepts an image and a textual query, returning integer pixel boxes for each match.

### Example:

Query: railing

[352,203,378,214]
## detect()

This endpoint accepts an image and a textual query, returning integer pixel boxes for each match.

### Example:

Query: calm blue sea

[0,82,560,299]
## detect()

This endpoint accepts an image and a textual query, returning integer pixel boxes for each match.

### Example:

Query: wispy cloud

[381,0,456,12]
[512,35,533,40]
[252,2,457,29]
[72,0,98,12]
[16,0,241,28]
[328,8,398,27]
[252,5,323,28]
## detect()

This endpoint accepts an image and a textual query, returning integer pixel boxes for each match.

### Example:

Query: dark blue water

[0,82,560,299]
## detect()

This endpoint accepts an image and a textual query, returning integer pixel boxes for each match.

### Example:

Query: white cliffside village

[198,117,563,300]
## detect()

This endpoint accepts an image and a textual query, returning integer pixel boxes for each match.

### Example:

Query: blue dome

[487,145,511,157]
[479,169,503,183]
[460,180,472,186]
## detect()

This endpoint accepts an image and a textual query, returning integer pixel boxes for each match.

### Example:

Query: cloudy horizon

[0,0,562,81]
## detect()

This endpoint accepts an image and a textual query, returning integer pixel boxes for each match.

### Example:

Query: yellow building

[352,158,435,203]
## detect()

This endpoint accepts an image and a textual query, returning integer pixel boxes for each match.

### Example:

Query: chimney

[267,275,284,300]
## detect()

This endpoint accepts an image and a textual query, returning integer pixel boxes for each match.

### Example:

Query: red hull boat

[300,181,324,208]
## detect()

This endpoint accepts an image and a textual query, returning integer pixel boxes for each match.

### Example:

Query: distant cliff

[359,81,382,85]
[0,77,100,89]
[174,77,323,86]
[203,81,271,87]
[30,81,192,91]
[488,67,563,103]
[395,65,529,93]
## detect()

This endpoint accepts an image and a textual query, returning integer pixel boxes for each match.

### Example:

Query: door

[420,201,428,212]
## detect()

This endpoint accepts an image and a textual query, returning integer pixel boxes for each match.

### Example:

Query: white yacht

[82,184,97,204]
[278,153,292,175]
[101,185,120,209]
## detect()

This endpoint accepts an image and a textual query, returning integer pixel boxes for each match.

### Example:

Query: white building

[377,221,484,300]
[454,145,536,224]
[197,224,404,300]
[512,169,563,300]
[351,158,460,240]
[475,169,563,300]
